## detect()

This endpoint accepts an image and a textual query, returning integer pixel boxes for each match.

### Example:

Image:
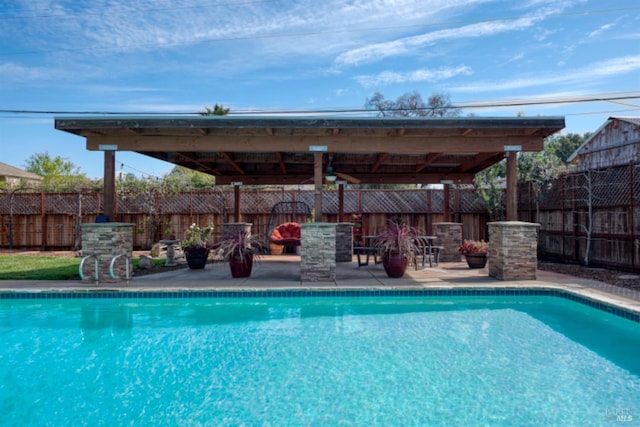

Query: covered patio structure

[55,116,564,218]
[55,115,564,281]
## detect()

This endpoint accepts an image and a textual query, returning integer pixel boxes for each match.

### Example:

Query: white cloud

[588,23,615,38]
[333,2,570,68]
[451,54,640,92]
[355,65,473,87]
[0,62,63,81]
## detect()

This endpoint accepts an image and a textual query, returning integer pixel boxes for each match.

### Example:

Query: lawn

[0,255,166,280]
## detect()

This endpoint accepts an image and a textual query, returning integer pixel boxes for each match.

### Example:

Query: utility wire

[0,92,639,117]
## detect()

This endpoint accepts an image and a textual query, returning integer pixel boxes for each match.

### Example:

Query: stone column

[300,223,336,281]
[433,222,463,262]
[335,223,353,262]
[80,223,134,283]
[488,221,540,280]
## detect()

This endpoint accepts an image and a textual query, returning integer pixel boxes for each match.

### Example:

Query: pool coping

[2,257,639,322]
[1,283,638,323]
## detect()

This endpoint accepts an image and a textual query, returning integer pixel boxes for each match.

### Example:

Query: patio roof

[55,115,565,185]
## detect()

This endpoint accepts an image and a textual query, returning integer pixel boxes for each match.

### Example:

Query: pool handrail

[79,254,99,285]
[109,253,131,285]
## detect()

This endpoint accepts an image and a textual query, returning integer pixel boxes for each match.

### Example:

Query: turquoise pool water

[0,294,638,426]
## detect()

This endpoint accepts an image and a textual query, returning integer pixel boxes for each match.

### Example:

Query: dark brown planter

[185,249,209,269]
[229,252,254,278]
[382,252,408,278]
[465,253,487,269]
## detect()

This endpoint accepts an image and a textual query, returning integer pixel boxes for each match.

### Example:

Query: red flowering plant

[458,240,489,255]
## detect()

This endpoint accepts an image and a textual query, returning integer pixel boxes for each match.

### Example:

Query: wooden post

[104,150,115,221]
[506,150,517,221]
[234,183,241,222]
[443,184,451,222]
[314,151,322,222]
[338,182,345,223]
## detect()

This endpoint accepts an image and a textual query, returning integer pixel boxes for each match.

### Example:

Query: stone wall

[300,223,336,281]
[335,223,353,262]
[433,222,462,262]
[488,221,539,280]
[80,223,134,284]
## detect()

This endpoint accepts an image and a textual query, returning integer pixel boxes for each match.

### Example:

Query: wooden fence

[5,164,640,273]
[0,188,491,250]
[536,163,640,272]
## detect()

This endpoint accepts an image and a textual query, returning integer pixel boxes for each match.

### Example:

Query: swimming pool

[0,290,638,426]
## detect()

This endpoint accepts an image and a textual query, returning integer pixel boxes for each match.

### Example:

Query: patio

[1,255,639,318]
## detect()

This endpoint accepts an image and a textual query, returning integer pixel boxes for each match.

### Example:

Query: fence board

[1,188,493,250]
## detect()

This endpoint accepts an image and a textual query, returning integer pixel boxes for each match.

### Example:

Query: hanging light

[325,155,337,182]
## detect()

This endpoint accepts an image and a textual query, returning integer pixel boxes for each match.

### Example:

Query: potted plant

[458,240,489,268]
[217,229,265,278]
[182,223,214,269]
[163,227,177,241]
[375,221,421,278]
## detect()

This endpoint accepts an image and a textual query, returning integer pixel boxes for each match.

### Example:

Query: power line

[119,162,161,180]
[0,92,639,117]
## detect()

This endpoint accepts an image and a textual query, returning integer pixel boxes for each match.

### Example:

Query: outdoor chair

[270,222,301,248]
[413,236,441,269]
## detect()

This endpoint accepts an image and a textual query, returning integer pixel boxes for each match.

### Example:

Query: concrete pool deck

[1,255,639,317]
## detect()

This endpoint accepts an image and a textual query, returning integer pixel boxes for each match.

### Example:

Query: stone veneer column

[300,223,336,281]
[335,223,353,262]
[80,223,134,283]
[488,221,540,280]
[433,222,462,262]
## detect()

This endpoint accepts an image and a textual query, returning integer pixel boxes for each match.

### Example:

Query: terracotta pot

[382,252,408,278]
[229,252,253,278]
[465,253,487,269]
[269,242,284,255]
[185,249,209,269]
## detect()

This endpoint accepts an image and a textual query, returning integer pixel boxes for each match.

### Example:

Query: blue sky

[1,0,639,179]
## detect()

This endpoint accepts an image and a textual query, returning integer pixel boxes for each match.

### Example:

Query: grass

[0,255,165,280]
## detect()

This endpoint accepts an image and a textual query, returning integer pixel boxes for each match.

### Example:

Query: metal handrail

[79,254,99,285]
[109,253,131,285]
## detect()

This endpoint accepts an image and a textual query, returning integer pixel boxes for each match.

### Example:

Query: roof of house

[567,116,640,163]
[0,162,42,181]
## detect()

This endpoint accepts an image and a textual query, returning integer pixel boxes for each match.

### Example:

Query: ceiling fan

[325,155,361,184]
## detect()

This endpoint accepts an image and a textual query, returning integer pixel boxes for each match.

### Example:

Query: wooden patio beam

[86,135,544,154]
[276,152,287,174]
[456,152,501,173]
[415,153,442,172]
[370,153,388,173]
[221,152,245,175]
[214,172,475,186]
[172,152,222,175]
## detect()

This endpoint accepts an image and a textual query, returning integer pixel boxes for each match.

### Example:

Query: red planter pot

[465,253,487,269]
[382,252,408,278]
[229,252,254,278]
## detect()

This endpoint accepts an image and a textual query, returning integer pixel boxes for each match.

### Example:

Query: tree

[23,152,93,191]
[545,132,591,164]
[474,132,592,221]
[474,161,506,221]
[162,166,216,191]
[200,104,229,116]
[24,152,78,177]
[365,91,460,117]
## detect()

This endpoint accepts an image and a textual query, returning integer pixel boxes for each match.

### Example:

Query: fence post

[631,163,636,271]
